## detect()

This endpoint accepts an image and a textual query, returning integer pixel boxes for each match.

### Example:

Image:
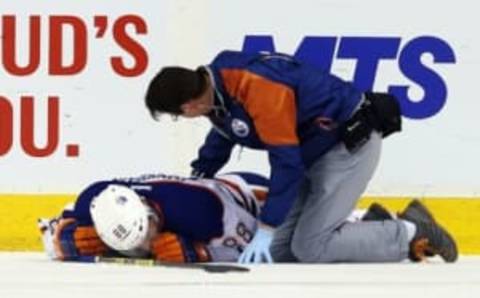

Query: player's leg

[218,172,269,201]
[215,172,269,218]
[217,171,304,262]
[226,172,269,188]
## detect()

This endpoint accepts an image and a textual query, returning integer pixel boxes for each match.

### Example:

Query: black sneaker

[398,199,436,257]
[362,202,393,221]
[363,199,435,223]
[399,199,435,224]
[362,199,457,262]
[403,201,458,263]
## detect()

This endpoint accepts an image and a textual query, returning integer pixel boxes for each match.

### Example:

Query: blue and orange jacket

[191,50,363,227]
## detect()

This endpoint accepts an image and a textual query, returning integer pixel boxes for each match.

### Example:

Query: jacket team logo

[231,119,249,137]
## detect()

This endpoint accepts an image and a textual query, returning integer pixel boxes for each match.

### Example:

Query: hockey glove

[151,232,210,263]
[39,217,108,261]
[238,225,273,264]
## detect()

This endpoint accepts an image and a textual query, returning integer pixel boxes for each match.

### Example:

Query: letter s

[389,36,456,119]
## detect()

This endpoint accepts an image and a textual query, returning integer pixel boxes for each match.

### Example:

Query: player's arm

[190,128,235,178]
[151,232,211,263]
[55,219,108,260]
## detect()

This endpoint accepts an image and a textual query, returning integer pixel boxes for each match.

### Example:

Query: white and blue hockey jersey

[40,172,269,262]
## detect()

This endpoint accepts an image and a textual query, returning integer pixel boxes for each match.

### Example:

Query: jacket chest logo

[231,118,249,137]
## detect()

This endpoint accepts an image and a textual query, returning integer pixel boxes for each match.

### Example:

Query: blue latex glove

[238,225,274,263]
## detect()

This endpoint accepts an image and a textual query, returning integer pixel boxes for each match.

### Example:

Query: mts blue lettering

[242,35,456,119]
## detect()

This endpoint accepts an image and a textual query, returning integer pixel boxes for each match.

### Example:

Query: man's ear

[180,102,193,113]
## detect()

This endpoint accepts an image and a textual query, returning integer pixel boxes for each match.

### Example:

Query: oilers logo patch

[231,119,249,137]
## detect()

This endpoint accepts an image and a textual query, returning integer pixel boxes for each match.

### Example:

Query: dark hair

[145,66,207,118]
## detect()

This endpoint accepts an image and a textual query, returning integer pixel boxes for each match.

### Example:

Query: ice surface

[1,253,479,298]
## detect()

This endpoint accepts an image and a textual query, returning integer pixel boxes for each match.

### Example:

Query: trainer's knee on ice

[290,235,333,263]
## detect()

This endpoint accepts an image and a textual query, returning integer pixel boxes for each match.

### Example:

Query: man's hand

[238,225,274,264]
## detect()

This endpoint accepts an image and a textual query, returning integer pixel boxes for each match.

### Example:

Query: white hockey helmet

[90,184,158,254]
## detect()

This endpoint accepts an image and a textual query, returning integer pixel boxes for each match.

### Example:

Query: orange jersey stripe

[152,232,186,262]
[220,69,299,146]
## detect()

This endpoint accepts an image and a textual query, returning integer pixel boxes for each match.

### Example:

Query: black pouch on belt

[341,92,402,152]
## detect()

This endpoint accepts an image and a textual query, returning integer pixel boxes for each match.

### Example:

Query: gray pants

[270,132,410,263]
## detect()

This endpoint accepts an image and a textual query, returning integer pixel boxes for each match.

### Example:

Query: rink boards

[0,195,479,254]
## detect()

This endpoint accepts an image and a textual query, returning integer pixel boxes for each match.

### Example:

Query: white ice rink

[1,253,479,298]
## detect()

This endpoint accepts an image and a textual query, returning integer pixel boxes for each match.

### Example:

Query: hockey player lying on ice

[39,172,457,263]
[39,172,269,263]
